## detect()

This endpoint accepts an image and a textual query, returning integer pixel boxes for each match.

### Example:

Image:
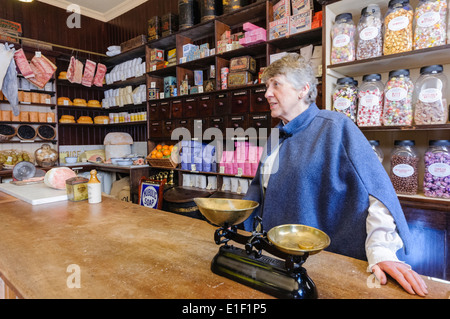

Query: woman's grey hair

[261,53,318,104]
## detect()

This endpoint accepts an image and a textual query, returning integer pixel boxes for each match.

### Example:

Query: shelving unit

[324,0,449,280]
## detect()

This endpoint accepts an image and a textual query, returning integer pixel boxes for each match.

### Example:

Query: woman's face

[264,74,304,123]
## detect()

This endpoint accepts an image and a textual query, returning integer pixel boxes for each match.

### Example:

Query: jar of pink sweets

[383,69,414,126]
[331,13,356,64]
[423,140,450,198]
[414,64,448,125]
[333,77,357,122]
[357,73,384,127]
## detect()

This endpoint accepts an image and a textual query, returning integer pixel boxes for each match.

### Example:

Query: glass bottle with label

[414,64,448,125]
[332,77,357,122]
[357,73,384,126]
[88,169,102,204]
[369,140,384,163]
[383,0,413,55]
[423,140,450,198]
[383,69,414,126]
[414,0,447,49]
[356,4,382,60]
[390,140,419,195]
[331,13,356,64]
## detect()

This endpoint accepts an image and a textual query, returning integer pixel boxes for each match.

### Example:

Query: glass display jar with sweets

[356,4,382,60]
[331,13,356,64]
[383,69,414,126]
[413,64,448,125]
[357,73,384,127]
[390,140,419,195]
[423,140,450,198]
[383,0,413,55]
[332,76,357,122]
[413,0,447,50]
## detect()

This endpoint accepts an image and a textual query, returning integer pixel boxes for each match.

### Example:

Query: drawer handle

[188,105,192,110]
[237,100,243,105]
[218,102,224,106]
[257,97,264,102]
[202,104,207,108]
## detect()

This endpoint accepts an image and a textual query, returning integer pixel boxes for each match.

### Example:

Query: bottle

[390,140,419,195]
[88,169,102,203]
[423,140,450,198]
[332,77,357,122]
[357,74,384,126]
[383,0,413,55]
[414,0,447,50]
[369,140,384,163]
[356,4,382,60]
[414,65,448,125]
[383,69,414,126]
[331,12,356,64]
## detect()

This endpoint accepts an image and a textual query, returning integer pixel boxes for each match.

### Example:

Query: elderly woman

[243,53,428,296]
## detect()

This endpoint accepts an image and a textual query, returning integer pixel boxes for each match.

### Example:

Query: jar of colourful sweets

[383,69,414,126]
[357,73,384,127]
[414,64,448,125]
[414,0,447,50]
[356,4,383,60]
[331,13,356,64]
[423,140,450,198]
[390,140,419,195]
[332,77,357,122]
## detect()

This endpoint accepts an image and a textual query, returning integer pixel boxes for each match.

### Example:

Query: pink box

[244,162,252,176]
[243,22,260,32]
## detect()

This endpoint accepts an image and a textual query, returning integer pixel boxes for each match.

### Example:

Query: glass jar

[369,140,384,163]
[332,77,357,122]
[423,140,450,198]
[356,4,383,60]
[414,64,448,125]
[390,140,419,195]
[414,0,447,50]
[331,13,356,64]
[383,0,414,55]
[383,69,414,126]
[357,73,384,126]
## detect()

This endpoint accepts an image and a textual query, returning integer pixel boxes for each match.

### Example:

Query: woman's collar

[278,103,319,136]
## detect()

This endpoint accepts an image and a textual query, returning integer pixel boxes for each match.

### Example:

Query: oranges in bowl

[150,144,176,159]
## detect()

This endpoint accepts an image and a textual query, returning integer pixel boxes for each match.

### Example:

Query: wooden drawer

[228,114,248,130]
[149,120,163,138]
[209,116,227,132]
[171,99,183,119]
[183,97,198,118]
[162,120,175,138]
[214,93,230,116]
[250,87,269,112]
[198,95,214,117]
[148,102,160,120]
[177,119,193,133]
[249,113,271,129]
[160,101,171,120]
[192,118,206,136]
[231,90,249,114]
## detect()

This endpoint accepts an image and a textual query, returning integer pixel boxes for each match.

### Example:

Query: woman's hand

[372,261,428,297]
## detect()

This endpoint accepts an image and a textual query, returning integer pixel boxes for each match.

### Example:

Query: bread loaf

[104,132,133,145]
[73,98,87,106]
[94,116,109,124]
[77,116,93,124]
[88,100,101,107]
[58,97,72,105]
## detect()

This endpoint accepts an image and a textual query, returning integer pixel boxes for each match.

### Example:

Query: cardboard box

[289,10,312,36]
[273,0,290,20]
[291,0,314,15]
[120,35,147,53]
[161,13,178,37]
[150,48,165,62]
[148,16,160,41]
[269,17,289,40]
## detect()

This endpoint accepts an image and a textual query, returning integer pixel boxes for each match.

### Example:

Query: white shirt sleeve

[365,196,409,272]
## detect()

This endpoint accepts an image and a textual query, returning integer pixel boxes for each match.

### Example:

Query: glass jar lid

[394,139,415,146]
[429,140,450,146]
[337,77,355,85]
[389,69,410,78]
[420,65,443,75]
[362,74,381,82]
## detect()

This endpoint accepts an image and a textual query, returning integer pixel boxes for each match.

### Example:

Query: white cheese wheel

[44,167,77,189]
[103,132,133,145]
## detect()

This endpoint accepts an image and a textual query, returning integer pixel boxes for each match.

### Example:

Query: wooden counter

[0,193,448,299]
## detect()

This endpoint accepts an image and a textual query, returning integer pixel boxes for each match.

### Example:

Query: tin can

[200,0,222,22]
[223,0,247,14]
[179,0,198,29]
[66,177,89,202]
[221,67,229,89]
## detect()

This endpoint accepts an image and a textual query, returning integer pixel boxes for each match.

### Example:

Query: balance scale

[194,197,331,299]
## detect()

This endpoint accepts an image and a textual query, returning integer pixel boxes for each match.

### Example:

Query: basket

[37,124,56,140]
[17,124,37,140]
[146,145,179,168]
[0,124,16,141]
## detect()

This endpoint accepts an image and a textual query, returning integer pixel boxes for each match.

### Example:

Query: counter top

[0,193,448,299]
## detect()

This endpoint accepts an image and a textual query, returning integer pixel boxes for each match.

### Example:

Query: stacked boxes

[180,141,217,173]
[228,55,256,87]
[269,0,318,40]
[148,48,166,71]
[180,43,211,63]
[219,142,263,176]
[217,30,244,54]
[239,22,266,47]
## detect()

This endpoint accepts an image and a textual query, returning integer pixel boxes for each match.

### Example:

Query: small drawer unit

[231,90,249,114]
[149,102,160,120]
[171,99,183,119]
[159,101,171,120]
[214,92,230,116]
[162,120,176,138]
[198,95,214,117]
[250,87,270,112]
[149,120,163,138]
[228,114,248,130]
[183,97,198,118]
[249,113,271,129]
